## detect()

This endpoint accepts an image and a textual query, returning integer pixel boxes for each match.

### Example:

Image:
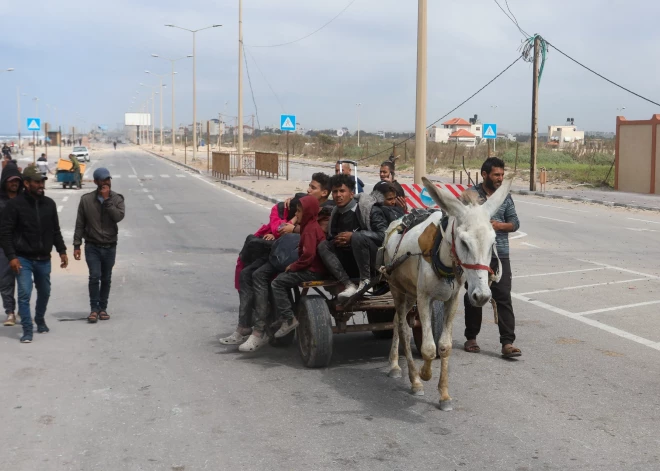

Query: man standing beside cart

[69,153,82,190]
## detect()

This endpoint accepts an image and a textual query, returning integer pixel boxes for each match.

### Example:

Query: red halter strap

[450,221,494,274]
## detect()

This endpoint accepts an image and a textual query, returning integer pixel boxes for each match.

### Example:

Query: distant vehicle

[72,146,90,162]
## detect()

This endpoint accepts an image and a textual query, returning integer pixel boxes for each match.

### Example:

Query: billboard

[124,113,151,126]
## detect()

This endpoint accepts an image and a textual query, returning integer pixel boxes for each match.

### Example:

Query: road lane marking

[144,175,153,178]
[513,267,605,279]
[577,259,660,280]
[521,242,540,248]
[143,189,149,193]
[164,216,175,224]
[128,160,138,176]
[155,204,163,211]
[129,175,137,178]
[511,292,660,351]
[148,195,155,200]
[516,200,588,213]
[519,277,652,296]
[626,227,659,233]
[160,174,170,178]
[62,197,69,202]
[176,174,185,178]
[575,300,660,316]
[510,231,527,240]
[57,206,63,213]
[627,217,660,225]
[114,175,121,178]
[536,216,575,224]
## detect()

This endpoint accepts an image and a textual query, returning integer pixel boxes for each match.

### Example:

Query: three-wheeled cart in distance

[56,158,86,189]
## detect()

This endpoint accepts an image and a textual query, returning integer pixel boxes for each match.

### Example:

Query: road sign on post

[27,118,41,131]
[482,123,497,139]
[280,114,296,132]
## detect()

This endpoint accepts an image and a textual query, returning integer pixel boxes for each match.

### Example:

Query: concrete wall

[615,115,660,194]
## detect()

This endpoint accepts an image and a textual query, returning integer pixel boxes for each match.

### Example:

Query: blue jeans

[85,244,116,312]
[16,257,51,334]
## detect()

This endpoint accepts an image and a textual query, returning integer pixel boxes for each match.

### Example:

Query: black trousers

[318,233,378,283]
[464,258,515,345]
[252,261,280,332]
[237,256,269,328]
[272,270,324,321]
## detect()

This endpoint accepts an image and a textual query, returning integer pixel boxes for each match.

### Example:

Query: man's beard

[484,177,497,192]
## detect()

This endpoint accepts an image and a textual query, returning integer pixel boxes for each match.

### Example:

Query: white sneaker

[218,331,250,345]
[357,279,371,293]
[238,333,270,352]
[338,283,358,299]
[274,317,299,338]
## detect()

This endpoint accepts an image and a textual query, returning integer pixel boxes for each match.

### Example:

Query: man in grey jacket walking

[73,168,125,323]
[464,157,522,358]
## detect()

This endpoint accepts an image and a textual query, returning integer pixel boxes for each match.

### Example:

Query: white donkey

[383,176,513,411]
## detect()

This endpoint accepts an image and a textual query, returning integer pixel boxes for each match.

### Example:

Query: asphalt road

[1,146,660,471]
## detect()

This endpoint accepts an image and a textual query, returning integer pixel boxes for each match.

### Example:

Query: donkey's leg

[397,295,423,395]
[437,293,460,411]
[387,310,402,378]
[418,295,437,382]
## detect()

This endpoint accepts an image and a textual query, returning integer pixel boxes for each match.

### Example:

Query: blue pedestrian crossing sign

[482,123,497,139]
[26,118,41,131]
[280,114,296,132]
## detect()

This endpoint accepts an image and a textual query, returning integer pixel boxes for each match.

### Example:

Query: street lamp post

[356,103,362,147]
[165,24,222,161]
[413,0,427,184]
[17,88,26,150]
[490,105,498,152]
[146,69,170,152]
[153,54,193,155]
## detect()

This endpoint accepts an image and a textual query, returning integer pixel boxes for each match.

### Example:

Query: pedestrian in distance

[113,141,117,150]
[69,153,82,190]
[0,162,23,326]
[463,157,522,358]
[0,166,68,343]
[73,168,125,324]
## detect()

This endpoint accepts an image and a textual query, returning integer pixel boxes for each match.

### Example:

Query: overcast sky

[1,0,659,135]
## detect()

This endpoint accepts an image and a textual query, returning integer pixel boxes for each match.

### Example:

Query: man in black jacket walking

[0,162,23,326]
[73,167,125,323]
[0,166,68,343]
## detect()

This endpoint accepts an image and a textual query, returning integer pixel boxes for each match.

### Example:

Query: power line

[546,41,660,108]
[242,46,261,129]
[493,0,529,39]
[246,0,358,48]
[357,54,524,162]
[244,47,286,112]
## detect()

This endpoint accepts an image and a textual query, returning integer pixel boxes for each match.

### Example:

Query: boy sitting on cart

[318,174,389,300]
[239,196,327,352]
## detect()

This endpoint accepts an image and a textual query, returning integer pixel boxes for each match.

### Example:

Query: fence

[211,151,289,180]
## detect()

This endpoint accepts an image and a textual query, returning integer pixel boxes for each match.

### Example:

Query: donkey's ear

[422,177,466,218]
[482,175,514,217]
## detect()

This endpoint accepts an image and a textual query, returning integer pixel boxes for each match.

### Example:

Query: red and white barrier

[400,183,470,209]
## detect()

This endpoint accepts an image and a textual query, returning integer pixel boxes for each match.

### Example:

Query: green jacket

[70,156,80,171]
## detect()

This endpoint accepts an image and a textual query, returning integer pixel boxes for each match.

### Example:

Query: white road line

[627,217,660,225]
[128,161,138,176]
[129,175,137,179]
[143,189,149,193]
[511,292,660,351]
[114,175,121,179]
[62,197,69,202]
[513,267,605,279]
[57,206,63,213]
[510,231,528,240]
[160,174,170,178]
[164,215,175,224]
[516,200,588,213]
[521,242,540,248]
[148,195,155,200]
[626,227,659,233]
[519,277,652,296]
[144,174,153,178]
[576,300,660,317]
[536,216,575,224]
[155,204,163,211]
[577,259,660,280]
[176,174,186,178]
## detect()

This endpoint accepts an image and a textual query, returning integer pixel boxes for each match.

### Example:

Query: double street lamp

[165,24,221,161]
[152,54,193,155]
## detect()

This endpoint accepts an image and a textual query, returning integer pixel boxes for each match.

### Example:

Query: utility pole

[237,0,244,167]
[251,114,254,149]
[44,122,48,158]
[530,36,540,191]
[207,120,210,172]
[413,0,427,184]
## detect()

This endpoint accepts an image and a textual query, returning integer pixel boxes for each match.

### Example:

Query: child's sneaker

[238,333,269,352]
[274,317,299,338]
[219,331,250,345]
[338,282,358,299]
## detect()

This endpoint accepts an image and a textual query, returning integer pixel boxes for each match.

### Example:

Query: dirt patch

[555,337,584,345]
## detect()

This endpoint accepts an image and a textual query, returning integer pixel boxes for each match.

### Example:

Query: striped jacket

[470,183,520,259]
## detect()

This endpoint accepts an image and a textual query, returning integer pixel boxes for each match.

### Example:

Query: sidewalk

[142,147,660,212]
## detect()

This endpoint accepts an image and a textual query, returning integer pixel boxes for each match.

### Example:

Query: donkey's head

[422,177,513,307]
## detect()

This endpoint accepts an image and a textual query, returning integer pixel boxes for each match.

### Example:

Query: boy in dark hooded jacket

[0,163,22,326]
[239,196,326,352]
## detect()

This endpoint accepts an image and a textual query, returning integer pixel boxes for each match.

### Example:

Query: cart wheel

[413,300,444,355]
[367,309,395,339]
[297,296,333,368]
